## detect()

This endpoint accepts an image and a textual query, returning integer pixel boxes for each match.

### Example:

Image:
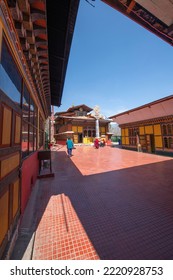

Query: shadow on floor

[11,149,173,260]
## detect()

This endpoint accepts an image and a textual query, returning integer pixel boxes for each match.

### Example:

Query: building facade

[54,105,111,145]
[0,0,79,259]
[110,95,173,156]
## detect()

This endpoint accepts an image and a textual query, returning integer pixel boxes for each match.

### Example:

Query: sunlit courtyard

[12,146,173,260]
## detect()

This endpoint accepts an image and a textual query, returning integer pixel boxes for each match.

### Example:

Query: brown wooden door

[0,90,22,258]
[146,134,155,153]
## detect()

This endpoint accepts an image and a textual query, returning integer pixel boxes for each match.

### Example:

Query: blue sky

[54,0,173,117]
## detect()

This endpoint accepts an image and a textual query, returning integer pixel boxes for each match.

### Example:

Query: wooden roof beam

[127,0,136,14]
[20,37,30,50]
[15,21,26,37]
[7,0,17,7]
[33,27,46,37]
[18,0,30,14]
[37,49,47,56]
[26,30,35,43]
[41,72,49,78]
[23,13,32,30]
[168,24,173,36]
[31,11,45,22]
[43,83,49,88]
[9,1,23,21]
[31,53,38,63]
[23,49,32,60]
[35,36,47,47]
[42,77,49,83]
[39,65,48,71]
[29,43,37,54]
[30,1,45,13]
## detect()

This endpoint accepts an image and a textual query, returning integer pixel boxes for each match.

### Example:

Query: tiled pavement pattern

[32,193,99,260]
[31,146,173,259]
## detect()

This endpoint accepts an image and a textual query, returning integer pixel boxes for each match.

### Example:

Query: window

[164,137,168,148]
[162,123,173,149]
[92,130,96,137]
[33,128,37,151]
[76,111,87,116]
[29,125,34,152]
[29,97,37,153]
[167,124,172,135]
[129,127,138,146]
[0,37,22,105]
[162,125,167,135]
[169,137,173,149]
[39,115,44,148]
[0,37,40,158]
[22,121,29,158]
[22,84,38,158]
[22,85,30,122]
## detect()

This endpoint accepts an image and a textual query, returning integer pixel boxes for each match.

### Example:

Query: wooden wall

[0,92,21,259]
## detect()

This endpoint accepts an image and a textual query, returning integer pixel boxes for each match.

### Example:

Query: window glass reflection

[39,131,44,148]
[22,121,29,158]
[0,65,21,105]
[23,85,30,122]
[1,38,22,93]
[30,98,35,125]
[0,38,21,106]
[33,128,37,151]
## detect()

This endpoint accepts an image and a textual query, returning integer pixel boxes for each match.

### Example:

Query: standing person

[101,138,105,147]
[94,138,99,149]
[66,137,74,156]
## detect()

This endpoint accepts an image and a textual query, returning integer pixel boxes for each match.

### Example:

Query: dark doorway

[78,133,83,143]
[146,134,155,153]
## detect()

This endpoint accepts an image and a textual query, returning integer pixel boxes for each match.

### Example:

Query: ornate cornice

[0,0,49,118]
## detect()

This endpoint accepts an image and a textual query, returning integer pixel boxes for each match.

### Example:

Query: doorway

[146,134,155,153]
[78,133,83,143]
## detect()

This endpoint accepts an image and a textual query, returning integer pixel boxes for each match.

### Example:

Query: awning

[54,131,74,136]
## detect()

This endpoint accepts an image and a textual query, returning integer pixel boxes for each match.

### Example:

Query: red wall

[21,151,39,214]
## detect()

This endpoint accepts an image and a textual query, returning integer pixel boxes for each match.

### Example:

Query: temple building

[1,0,173,260]
[110,95,173,156]
[0,0,79,259]
[54,104,112,145]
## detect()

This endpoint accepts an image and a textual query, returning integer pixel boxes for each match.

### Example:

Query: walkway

[12,146,173,260]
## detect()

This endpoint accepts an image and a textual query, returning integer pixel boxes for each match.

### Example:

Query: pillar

[96,118,100,138]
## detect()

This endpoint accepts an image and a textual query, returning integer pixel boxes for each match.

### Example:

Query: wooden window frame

[0,103,12,148]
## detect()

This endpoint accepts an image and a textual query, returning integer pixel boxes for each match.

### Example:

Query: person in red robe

[94,138,99,149]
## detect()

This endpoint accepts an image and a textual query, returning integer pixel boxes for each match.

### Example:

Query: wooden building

[1,0,173,260]
[110,95,173,156]
[102,1,173,155]
[54,104,111,145]
[0,0,79,259]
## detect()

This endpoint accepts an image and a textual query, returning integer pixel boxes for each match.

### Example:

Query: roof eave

[46,0,80,107]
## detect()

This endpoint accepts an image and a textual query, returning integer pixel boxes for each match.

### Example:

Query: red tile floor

[31,146,173,259]
[33,193,99,260]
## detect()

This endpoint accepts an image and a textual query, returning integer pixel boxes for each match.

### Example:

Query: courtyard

[12,145,173,260]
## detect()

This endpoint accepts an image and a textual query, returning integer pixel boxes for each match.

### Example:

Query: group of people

[66,137,106,156]
[94,138,106,149]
